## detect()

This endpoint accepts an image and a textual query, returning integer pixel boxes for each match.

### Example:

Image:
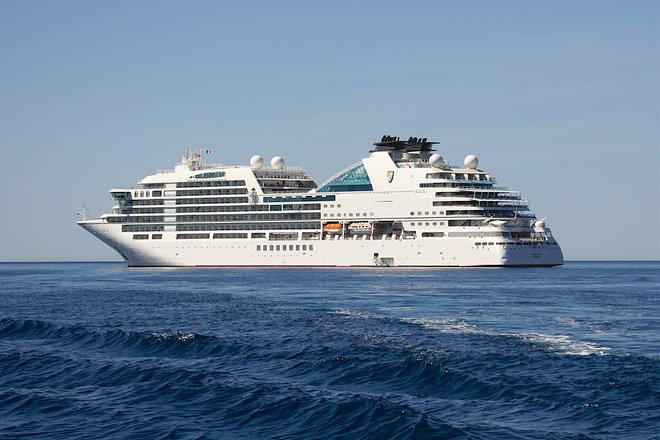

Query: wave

[1,315,657,440]
[0,318,242,359]
[333,312,613,357]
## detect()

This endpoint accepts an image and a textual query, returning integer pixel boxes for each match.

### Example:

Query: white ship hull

[79,138,565,268]
[80,221,563,267]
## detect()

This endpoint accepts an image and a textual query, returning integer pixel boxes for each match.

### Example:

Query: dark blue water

[0,262,658,439]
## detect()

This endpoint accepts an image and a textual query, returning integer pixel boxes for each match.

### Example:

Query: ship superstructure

[78,137,563,267]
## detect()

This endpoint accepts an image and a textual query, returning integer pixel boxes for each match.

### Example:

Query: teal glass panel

[317,164,373,192]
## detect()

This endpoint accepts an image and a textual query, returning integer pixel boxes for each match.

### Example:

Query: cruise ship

[78,136,564,267]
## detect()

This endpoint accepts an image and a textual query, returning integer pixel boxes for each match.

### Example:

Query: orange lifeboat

[323,223,343,235]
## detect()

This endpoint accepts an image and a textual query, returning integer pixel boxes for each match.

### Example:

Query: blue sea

[0,262,658,439]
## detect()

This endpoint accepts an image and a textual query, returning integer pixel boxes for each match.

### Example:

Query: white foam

[329,308,611,356]
[329,309,373,319]
[400,317,483,335]
[400,317,611,356]
[519,333,611,356]
[151,332,198,342]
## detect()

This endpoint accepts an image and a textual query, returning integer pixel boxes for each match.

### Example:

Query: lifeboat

[348,222,372,234]
[323,223,343,235]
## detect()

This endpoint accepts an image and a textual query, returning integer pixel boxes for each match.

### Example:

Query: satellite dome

[270,156,284,169]
[464,154,479,169]
[428,153,445,168]
[250,155,264,169]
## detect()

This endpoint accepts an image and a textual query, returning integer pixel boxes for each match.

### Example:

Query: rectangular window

[276,245,280,251]
[269,245,274,251]
[302,245,307,251]
[133,234,149,240]
[296,245,300,250]
[151,234,162,239]
[256,245,261,251]
[309,245,313,251]
[176,233,210,240]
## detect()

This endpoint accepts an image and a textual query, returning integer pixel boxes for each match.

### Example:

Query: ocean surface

[0,261,658,439]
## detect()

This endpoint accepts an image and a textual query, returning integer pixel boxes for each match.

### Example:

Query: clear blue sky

[1,0,658,261]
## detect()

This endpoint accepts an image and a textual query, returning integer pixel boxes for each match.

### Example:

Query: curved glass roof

[317,163,373,192]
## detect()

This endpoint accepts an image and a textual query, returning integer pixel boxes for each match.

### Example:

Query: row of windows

[177,222,321,231]
[263,195,335,203]
[435,191,520,200]
[443,209,532,218]
[108,216,161,223]
[132,199,165,206]
[434,201,528,208]
[176,234,210,240]
[410,210,445,216]
[448,220,488,227]
[421,232,445,237]
[411,221,445,227]
[475,241,557,246]
[175,188,248,196]
[257,244,313,251]
[176,205,270,213]
[323,212,373,218]
[447,231,511,238]
[177,204,320,213]
[128,207,165,214]
[123,225,164,232]
[111,212,322,224]
[258,180,315,189]
[177,180,245,188]
[283,203,321,211]
[132,234,162,240]
[176,197,248,205]
[213,233,248,239]
[191,171,227,179]
[176,213,321,222]
[426,173,490,181]
[129,190,163,199]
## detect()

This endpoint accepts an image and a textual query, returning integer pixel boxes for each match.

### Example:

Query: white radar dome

[534,220,546,229]
[464,154,479,169]
[250,155,264,169]
[428,153,445,168]
[270,156,284,169]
